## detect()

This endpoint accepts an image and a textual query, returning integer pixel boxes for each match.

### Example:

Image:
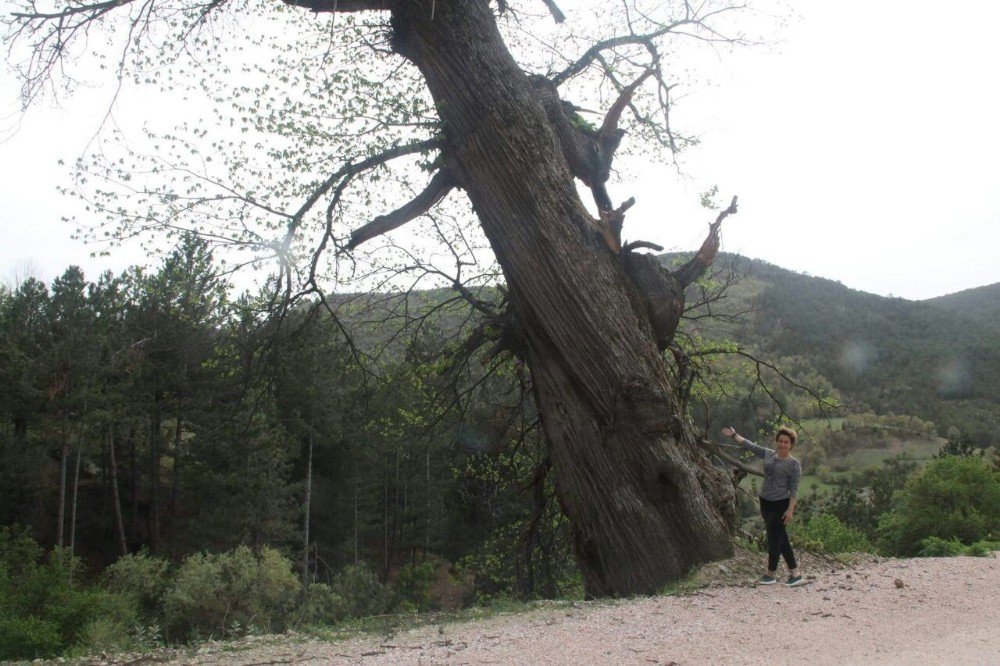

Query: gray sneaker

[758,574,778,585]
[785,575,805,587]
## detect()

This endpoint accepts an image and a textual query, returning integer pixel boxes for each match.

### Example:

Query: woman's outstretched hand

[722,426,736,438]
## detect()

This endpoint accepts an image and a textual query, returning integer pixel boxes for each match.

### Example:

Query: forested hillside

[925,282,1000,330]
[675,254,1000,445]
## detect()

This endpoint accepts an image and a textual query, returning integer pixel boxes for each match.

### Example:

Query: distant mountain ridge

[664,253,1000,443]
[925,282,1000,330]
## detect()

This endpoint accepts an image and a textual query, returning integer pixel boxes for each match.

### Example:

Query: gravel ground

[115,553,1000,665]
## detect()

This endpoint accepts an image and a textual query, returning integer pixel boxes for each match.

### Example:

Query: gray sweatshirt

[742,439,801,501]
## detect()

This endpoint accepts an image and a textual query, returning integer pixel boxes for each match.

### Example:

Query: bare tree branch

[551,17,698,86]
[593,52,688,155]
[597,68,653,152]
[282,0,390,13]
[598,195,634,252]
[9,0,132,20]
[622,240,663,253]
[346,169,454,250]
[540,0,564,23]
[682,257,756,324]
[280,137,442,255]
[5,0,246,107]
[674,195,738,287]
[697,438,763,478]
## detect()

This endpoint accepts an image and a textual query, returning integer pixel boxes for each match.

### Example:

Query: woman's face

[776,434,794,456]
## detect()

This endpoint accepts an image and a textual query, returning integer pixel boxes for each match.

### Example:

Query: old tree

[6,0,752,596]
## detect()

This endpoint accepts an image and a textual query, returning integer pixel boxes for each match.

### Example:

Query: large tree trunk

[302,432,313,585]
[57,413,70,548]
[129,425,140,547]
[391,1,734,596]
[425,447,431,553]
[69,432,83,556]
[108,427,129,557]
[149,400,162,552]
[170,417,182,517]
[382,463,389,576]
[353,456,359,566]
[68,435,83,583]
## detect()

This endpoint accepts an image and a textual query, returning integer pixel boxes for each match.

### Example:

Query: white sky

[1,0,998,299]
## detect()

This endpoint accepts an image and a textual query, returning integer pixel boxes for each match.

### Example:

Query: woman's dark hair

[775,426,798,447]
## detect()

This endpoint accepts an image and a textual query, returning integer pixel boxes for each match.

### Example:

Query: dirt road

[160,554,1000,665]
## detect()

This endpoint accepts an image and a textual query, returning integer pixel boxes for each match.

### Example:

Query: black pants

[760,497,797,572]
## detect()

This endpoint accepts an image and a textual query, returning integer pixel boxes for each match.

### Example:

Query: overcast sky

[1,0,998,300]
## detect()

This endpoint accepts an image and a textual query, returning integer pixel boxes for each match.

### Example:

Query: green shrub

[45,586,137,652]
[0,524,43,579]
[290,583,348,626]
[916,536,966,557]
[935,432,979,459]
[130,622,164,649]
[103,550,170,620]
[162,551,225,639]
[864,456,919,518]
[0,538,137,660]
[825,487,877,538]
[877,456,1000,556]
[162,545,300,640]
[791,514,875,554]
[389,558,475,613]
[966,539,1000,556]
[252,547,302,616]
[0,615,62,660]
[75,616,133,655]
[394,561,436,612]
[329,563,392,618]
[425,560,476,611]
[916,536,1000,557]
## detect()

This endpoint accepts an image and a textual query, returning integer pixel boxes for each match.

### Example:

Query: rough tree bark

[384,1,735,596]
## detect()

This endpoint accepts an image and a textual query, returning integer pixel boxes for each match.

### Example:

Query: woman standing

[722,425,805,587]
